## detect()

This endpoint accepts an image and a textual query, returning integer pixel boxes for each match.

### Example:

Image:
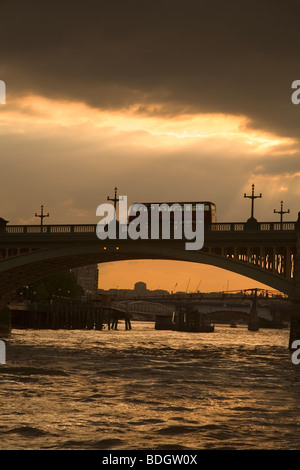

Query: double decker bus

[128,201,217,224]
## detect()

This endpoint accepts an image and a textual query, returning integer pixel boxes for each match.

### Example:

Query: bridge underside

[0,239,295,297]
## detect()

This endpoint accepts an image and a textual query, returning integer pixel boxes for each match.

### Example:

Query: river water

[1,322,300,450]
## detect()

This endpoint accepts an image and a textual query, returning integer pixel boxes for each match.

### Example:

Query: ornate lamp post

[35,205,49,229]
[107,187,120,212]
[274,200,290,224]
[244,183,262,221]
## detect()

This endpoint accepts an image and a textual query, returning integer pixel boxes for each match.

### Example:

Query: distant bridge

[111,297,289,324]
[111,300,174,317]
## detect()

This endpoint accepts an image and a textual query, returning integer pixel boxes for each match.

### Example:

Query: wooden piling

[10,300,132,332]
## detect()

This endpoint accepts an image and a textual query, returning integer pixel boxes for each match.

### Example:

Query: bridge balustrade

[73,226,95,233]
[50,226,71,233]
[1,221,297,235]
[273,223,295,231]
[4,225,97,234]
[208,222,295,232]
[6,226,25,233]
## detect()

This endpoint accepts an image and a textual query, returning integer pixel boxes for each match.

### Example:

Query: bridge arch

[0,240,294,296]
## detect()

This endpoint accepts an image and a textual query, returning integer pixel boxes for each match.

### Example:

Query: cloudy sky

[0,0,299,292]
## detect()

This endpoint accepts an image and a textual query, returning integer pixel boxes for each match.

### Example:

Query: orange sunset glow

[0,95,299,292]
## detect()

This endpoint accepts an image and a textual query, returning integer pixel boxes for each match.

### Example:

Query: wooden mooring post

[106,307,132,330]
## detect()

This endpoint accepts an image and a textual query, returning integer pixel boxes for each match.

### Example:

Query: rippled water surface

[1,322,300,450]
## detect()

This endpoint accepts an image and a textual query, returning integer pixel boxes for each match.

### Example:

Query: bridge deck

[0,221,297,297]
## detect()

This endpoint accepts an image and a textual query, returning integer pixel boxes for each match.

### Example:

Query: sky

[0,0,300,293]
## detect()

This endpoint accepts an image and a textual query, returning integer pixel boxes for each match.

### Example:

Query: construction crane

[195,280,202,293]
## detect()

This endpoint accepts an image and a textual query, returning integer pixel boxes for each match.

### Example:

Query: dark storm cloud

[1,0,300,139]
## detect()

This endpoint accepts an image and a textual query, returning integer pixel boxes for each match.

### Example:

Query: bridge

[0,215,300,346]
[111,300,174,317]
[111,297,288,330]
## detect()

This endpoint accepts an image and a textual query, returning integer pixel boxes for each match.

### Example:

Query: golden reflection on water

[1,322,299,450]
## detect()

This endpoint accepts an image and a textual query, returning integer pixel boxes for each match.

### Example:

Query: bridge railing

[1,221,297,234]
[209,222,296,232]
[4,225,97,234]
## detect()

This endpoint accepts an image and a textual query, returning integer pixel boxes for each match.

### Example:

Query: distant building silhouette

[72,264,99,297]
[134,281,147,295]
[98,281,168,300]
